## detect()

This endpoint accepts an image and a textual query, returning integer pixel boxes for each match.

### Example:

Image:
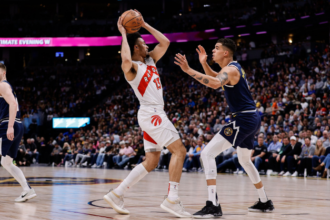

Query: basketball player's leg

[166,138,186,198]
[237,142,274,212]
[160,131,191,218]
[103,141,160,215]
[193,133,231,218]
[0,123,36,202]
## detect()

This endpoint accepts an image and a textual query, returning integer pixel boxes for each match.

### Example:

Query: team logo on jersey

[151,115,162,126]
[224,127,233,136]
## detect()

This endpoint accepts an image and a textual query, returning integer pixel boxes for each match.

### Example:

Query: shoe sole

[15,194,37,203]
[160,204,191,218]
[248,208,274,212]
[193,214,221,219]
[103,195,129,215]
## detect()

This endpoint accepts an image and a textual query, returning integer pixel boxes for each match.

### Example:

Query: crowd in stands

[0,1,328,37]
[8,39,330,179]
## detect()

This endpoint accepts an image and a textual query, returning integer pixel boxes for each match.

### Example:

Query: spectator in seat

[217,150,243,173]
[93,142,106,168]
[283,136,302,176]
[320,131,330,148]
[116,142,135,168]
[311,139,326,175]
[274,137,290,175]
[251,134,268,171]
[182,139,205,172]
[267,134,282,175]
[16,140,28,166]
[132,140,145,166]
[296,137,316,177]
[49,143,62,166]
[306,129,317,146]
[113,141,126,167]
[313,153,330,178]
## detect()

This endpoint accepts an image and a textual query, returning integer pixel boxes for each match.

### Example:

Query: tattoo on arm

[216,71,229,86]
[196,76,203,80]
[191,74,196,78]
[203,78,209,84]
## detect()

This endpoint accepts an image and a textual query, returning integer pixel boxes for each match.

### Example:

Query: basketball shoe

[103,190,129,214]
[15,188,37,202]
[160,197,191,218]
[248,199,274,212]
[193,201,222,218]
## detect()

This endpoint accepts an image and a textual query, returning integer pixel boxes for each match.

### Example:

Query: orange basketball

[121,10,143,34]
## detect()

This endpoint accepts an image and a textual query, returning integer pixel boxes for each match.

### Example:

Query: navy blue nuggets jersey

[0,80,23,158]
[0,80,21,121]
[223,61,255,113]
[219,61,260,150]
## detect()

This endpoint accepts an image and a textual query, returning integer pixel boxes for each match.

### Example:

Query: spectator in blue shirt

[182,139,205,171]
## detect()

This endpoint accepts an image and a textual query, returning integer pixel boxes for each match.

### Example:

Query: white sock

[113,163,148,196]
[257,186,268,203]
[208,185,218,206]
[168,181,179,201]
[1,156,31,191]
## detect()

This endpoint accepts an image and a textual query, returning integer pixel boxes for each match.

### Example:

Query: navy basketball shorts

[219,111,261,150]
[0,122,24,158]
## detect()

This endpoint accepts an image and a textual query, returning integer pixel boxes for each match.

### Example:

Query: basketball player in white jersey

[103,10,191,218]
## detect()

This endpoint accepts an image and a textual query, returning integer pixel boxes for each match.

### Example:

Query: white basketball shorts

[138,105,180,152]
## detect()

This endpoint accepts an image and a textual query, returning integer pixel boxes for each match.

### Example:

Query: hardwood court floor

[0,166,329,220]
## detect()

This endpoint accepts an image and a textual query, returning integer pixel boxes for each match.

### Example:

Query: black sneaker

[193,201,222,218]
[248,199,274,212]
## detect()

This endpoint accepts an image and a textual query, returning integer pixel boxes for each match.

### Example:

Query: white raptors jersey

[126,57,164,106]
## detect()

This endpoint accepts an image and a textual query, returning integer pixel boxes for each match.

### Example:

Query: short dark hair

[217,38,237,55]
[304,137,311,141]
[126,32,142,57]
[0,63,6,72]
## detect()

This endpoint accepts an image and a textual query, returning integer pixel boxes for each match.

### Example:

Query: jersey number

[15,97,19,111]
[153,78,161,90]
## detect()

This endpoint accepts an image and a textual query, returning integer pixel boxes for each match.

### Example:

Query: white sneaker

[103,191,129,215]
[182,168,187,172]
[198,167,203,172]
[266,169,273,175]
[238,171,244,175]
[283,171,291,177]
[82,161,88,167]
[91,164,97,168]
[292,171,298,177]
[233,169,239,174]
[278,171,285,176]
[270,171,278,176]
[160,197,191,218]
[15,189,37,202]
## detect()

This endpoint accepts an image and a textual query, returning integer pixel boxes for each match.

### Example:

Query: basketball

[121,10,143,34]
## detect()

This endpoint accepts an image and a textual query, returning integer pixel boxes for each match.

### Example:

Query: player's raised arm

[134,9,170,63]
[0,82,17,141]
[175,53,237,89]
[196,45,219,77]
[119,16,138,81]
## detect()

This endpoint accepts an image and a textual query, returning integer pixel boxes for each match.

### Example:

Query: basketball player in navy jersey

[174,39,274,218]
[0,63,36,202]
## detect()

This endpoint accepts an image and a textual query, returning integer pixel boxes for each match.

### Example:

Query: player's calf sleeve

[237,147,261,184]
[201,133,232,180]
[1,156,31,191]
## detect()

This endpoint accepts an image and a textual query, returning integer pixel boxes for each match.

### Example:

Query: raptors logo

[151,115,162,126]
[224,127,233,136]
